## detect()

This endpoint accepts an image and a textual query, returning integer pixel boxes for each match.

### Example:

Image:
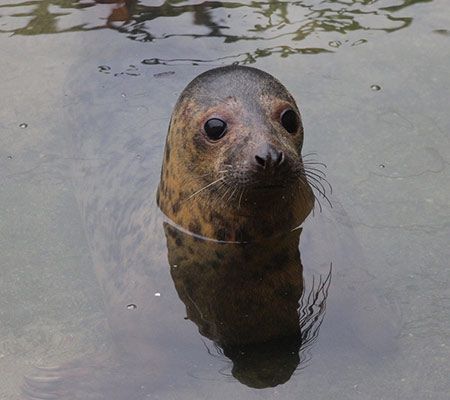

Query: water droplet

[127,304,137,310]
[19,123,28,128]
[433,29,450,36]
[7,155,13,160]
[351,39,367,47]
[125,65,140,76]
[329,41,341,48]
[142,58,160,65]
[98,65,111,73]
[371,84,381,91]
[154,293,161,297]
[135,154,141,159]
[121,93,126,98]
[172,264,178,268]
[379,164,385,168]
[153,71,175,79]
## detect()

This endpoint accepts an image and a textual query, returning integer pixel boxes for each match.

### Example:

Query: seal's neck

[157,172,314,242]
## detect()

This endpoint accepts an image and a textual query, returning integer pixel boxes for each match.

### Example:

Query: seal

[22,66,331,398]
[157,65,315,242]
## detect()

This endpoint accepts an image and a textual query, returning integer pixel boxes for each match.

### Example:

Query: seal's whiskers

[185,176,224,201]
[297,155,333,211]
[238,188,245,210]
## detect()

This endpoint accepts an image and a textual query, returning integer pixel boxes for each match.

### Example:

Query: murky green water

[1,1,449,399]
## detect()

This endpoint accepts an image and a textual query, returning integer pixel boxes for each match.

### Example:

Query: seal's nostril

[275,151,284,166]
[254,144,284,169]
[255,155,266,167]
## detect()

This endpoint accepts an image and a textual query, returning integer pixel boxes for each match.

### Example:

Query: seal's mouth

[222,171,301,197]
[252,184,285,190]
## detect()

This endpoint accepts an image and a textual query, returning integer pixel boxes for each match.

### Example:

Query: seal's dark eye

[204,118,227,141]
[280,109,299,134]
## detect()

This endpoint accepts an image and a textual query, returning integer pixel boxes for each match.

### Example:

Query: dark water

[1,1,449,399]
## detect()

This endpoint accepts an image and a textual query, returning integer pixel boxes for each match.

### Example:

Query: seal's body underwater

[23,66,330,398]
[157,65,315,242]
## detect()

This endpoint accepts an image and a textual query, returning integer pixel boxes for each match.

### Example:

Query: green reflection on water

[0,0,433,37]
[0,0,434,64]
[0,0,97,35]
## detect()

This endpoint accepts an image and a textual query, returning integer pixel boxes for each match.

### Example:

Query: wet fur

[157,65,316,241]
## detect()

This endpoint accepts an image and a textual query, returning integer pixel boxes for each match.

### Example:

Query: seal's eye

[280,109,299,134]
[204,118,227,141]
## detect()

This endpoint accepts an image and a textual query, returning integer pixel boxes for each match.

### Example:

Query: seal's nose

[254,144,284,170]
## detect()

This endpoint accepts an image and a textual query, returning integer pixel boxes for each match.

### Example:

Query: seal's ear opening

[223,335,301,389]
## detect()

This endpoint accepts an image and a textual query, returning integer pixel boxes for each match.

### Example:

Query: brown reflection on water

[165,223,330,388]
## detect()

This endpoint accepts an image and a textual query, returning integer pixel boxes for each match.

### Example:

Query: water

[1,1,449,399]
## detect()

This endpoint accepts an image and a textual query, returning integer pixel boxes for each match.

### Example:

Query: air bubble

[371,84,381,91]
[19,123,28,128]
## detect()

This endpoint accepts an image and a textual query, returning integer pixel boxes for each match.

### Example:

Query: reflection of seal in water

[157,65,315,242]
[164,223,329,388]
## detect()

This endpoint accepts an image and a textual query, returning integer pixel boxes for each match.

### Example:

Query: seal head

[157,65,314,241]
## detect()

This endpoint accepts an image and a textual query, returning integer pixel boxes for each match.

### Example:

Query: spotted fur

[157,65,314,242]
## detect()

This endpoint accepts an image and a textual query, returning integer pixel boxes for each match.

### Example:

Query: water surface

[1,1,449,399]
